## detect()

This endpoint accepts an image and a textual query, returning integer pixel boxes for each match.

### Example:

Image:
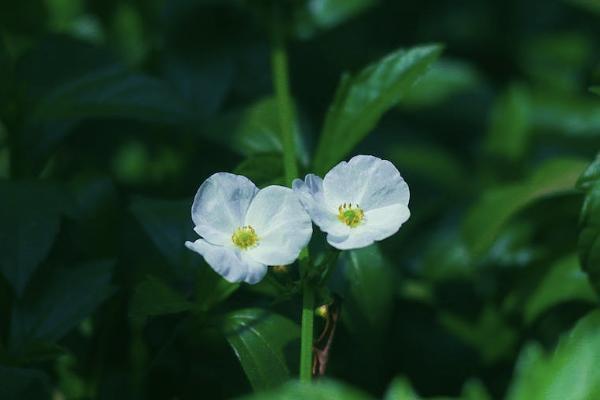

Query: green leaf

[313,44,443,174]
[340,246,395,337]
[485,84,531,161]
[440,305,517,364]
[9,260,115,352]
[576,154,600,191]
[507,310,600,400]
[292,0,377,39]
[591,86,600,95]
[577,155,600,294]
[222,308,299,391]
[566,0,600,15]
[130,276,193,320]
[207,97,308,164]
[131,197,239,306]
[524,255,596,324]
[0,181,66,296]
[0,366,50,400]
[234,153,285,187]
[130,197,195,272]
[463,158,588,258]
[31,66,193,124]
[384,377,420,400]
[239,379,373,400]
[400,59,482,108]
[531,92,600,138]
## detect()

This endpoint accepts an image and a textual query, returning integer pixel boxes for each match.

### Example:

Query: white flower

[185,173,313,284]
[293,155,410,250]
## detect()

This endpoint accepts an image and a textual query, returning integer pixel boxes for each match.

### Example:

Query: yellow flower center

[337,203,364,228]
[231,225,259,250]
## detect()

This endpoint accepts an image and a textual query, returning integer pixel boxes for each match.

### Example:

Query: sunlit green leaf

[9,260,116,352]
[239,379,373,400]
[485,84,531,161]
[524,255,596,324]
[313,44,443,174]
[383,377,420,400]
[222,308,299,391]
[507,310,600,400]
[463,158,588,257]
[0,181,66,296]
[130,276,193,320]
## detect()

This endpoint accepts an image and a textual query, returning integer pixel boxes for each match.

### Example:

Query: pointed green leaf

[0,181,66,295]
[507,310,600,400]
[222,308,299,391]
[485,84,532,161]
[9,260,115,352]
[240,379,373,400]
[524,255,596,324]
[578,157,600,294]
[130,276,193,320]
[313,44,443,174]
[463,158,588,257]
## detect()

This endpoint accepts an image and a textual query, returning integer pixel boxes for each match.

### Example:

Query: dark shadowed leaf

[240,379,373,400]
[524,255,596,324]
[0,366,50,400]
[130,197,196,272]
[507,310,600,400]
[313,44,442,174]
[0,181,66,296]
[31,66,193,124]
[207,97,308,164]
[463,158,587,258]
[591,86,600,95]
[485,84,531,161]
[130,276,193,320]
[9,260,116,352]
[531,92,600,138]
[222,308,299,391]
[292,0,377,39]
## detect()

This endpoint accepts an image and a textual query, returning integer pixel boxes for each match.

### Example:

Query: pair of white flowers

[185,155,410,284]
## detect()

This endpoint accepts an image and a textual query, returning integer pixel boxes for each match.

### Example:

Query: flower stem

[270,7,298,186]
[270,7,313,382]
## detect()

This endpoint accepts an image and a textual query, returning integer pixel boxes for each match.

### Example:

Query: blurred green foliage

[0,0,599,399]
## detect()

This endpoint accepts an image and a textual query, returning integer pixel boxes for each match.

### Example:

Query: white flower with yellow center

[293,155,410,250]
[185,173,313,284]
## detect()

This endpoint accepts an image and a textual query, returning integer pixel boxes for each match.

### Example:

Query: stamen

[231,225,259,250]
[337,203,364,228]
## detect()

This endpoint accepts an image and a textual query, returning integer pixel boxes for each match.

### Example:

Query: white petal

[292,175,349,238]
[191,172,258,245]
[244,185,313,266]
[326,204,410,250]
[326,230,376,250]
[364,203,410,240]
[185,239,267,284]
[323,155,409,212]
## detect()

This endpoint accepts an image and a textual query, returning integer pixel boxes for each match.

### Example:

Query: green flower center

[337,203,364,228]
[232,225,259,250]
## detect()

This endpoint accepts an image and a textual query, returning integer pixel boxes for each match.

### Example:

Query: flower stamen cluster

[337,203,364,228]
[232,225,259,250]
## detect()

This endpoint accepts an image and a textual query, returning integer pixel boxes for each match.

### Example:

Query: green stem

[270,9,298,186]
[270,8,314,381]
[299,281,314,382]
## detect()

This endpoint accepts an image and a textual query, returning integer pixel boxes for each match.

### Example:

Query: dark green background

[0,0,599,399]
